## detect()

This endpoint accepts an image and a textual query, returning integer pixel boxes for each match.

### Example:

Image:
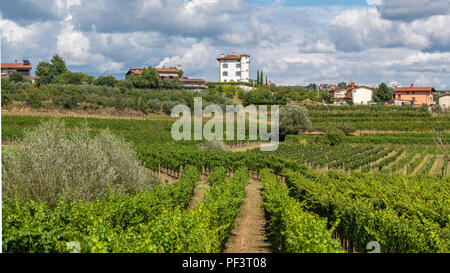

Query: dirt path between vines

[223,178,271,253]
[189,174,209,208]
[412,154,431,175]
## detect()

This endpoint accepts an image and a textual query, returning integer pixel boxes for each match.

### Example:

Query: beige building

[439,93,450,109]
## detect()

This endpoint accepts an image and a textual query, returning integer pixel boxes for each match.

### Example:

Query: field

[2,105,449,253]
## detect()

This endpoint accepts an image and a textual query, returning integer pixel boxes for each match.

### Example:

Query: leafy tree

[279,105,312,140]
[95,75,116,87]
[177,69,184,78]
[141,67,160,89]
[9,72,24,82]
[35,62,53,86]
[50,55,68,76]
[35,55,69,86]
[374,82,393,103]
[337,82,347,87]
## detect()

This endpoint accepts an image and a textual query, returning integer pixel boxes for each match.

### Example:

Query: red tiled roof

[394,86,434,92]
[1,62,32,69]
[178,78,205,83]
[154,67,179,73]
[217,54,241,61]
[240,54,250,57]
[127,68,142,75]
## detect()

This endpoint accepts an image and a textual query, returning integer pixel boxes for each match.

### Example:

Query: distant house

[126,65,181,80]
[1,60,32,77]
[178,78,207,91]
[393,84,435,107]
[330,82,374,105]
[439,93,450,109]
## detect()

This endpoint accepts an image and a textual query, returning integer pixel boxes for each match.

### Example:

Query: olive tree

[279,104,312,140]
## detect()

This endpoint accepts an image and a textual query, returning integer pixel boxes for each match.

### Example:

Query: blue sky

[1,0,449,89]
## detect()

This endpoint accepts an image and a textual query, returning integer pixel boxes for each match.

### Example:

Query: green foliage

[95,75,116,87]
[9,72,24,82]
[2,119,159,208]
[35,55,69,86]
[324,127,345,146]
[241,86,286,106]
[50,55,69,76]
[2,166,200,253]
[279,105,312,139]
[261,169,343,253]
[284,169,450,253]
[374,82,393,103]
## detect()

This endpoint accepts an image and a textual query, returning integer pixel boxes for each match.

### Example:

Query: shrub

[146,99,161,113]
[2,119,159,207]
[324,127,345,146]
[95,75,116,87]
[25,93,43,109]
[9,72,24,82]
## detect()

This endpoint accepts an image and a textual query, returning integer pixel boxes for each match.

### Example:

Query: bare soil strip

[412,154,431,175]
[224,178,271,253]
[189,175,209,209]
[430,155,444,175]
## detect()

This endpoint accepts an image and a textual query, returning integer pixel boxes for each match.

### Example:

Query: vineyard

[2,105,450,253]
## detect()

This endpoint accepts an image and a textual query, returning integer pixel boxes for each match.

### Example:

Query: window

[398,94,401,99]
[223,71,228,76]
[223,64,228,68]
[236,64,241,69]
[236,71,241,76]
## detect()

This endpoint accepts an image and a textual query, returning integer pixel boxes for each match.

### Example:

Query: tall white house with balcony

[217,53,250,83]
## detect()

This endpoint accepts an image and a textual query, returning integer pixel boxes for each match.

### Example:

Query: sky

[1,0,449,89]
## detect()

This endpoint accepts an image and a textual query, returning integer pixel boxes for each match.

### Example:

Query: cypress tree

[257,70,260,85]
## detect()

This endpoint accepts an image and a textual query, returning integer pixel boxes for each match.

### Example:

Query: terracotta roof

[217,54,242,61]
[1,62,32,69]
[127,68,142,75]
[179,78,205,83]
[240,54,250,57]
[154,67,179,73]
[394,86,434,92]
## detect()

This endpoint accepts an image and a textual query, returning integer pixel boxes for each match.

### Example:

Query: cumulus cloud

[328,7,430,52]
[69,0,246,37]
[376,0,450,22]
[0,0,79,25]
[1,1,449,88]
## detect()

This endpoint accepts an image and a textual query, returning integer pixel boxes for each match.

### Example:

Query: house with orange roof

[393,84,435,107]
[126,65,181,80]
[1,60,32,77]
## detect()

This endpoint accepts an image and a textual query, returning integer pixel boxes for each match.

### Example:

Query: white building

[216,53,250,83]
[330,82,374,105]
[352,86,374,105]
[439,93,450,109]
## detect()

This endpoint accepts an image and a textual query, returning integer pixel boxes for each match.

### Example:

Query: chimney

[221,53,224,57]
[176,64,181,70]
[351,82,355,89]
[411,83,414,87]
